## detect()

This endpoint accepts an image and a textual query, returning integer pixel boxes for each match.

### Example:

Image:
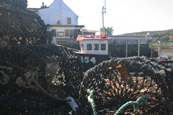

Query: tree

[47,31,53,45]
[100,27,114,36]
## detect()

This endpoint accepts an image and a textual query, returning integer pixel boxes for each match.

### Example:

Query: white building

[37,0,84,45]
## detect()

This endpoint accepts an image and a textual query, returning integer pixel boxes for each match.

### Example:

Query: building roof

[48,25,84,28]
[37,0,78,25]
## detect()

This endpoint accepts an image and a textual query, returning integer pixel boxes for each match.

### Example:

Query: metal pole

[102,7,105,36]
[158,41,160,60]
[138,40,140,57]
[102,0,106,37]
[151,40,153,58]
[126,40,128,57]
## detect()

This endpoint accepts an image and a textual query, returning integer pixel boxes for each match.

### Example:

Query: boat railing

[77,35,108,39]
[78,35,94,38]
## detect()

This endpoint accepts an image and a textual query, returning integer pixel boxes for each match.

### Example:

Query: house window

[65,29,70,37]
[81,44,84,50]
[70,30,74,38]
[57,32,64,37]
[74,29,80,38]
[65,29,74,38]
[67,17,71,24]
[87,44,92,50]
[101,44,106,50]
[94,44,99,50]
[52,29,56,36]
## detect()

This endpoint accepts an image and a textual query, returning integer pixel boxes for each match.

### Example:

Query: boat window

[87,44,92,50]
[81,44,84,50]
[94,44,99,50]
[57,32,64,37]
[101,44,106,50]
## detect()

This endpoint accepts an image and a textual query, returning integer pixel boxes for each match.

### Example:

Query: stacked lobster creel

[165,69,173,113]
[0,0,28,9]
[78,56,172,114]
[0,0,47,46]
[0,0,84,114]
[158,60,173,112]
[0,45,83,114]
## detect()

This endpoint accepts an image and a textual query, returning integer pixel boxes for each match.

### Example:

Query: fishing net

[0,0,172,115]
[0,0,84,114]
[0,0,47,46]
[0,45,83,114]
[78,56,172,114]
[0,0,28,9]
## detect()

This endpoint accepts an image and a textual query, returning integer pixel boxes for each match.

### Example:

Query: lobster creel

[78,56,172,115]
[0,0,47,46]
[0,45,83,114]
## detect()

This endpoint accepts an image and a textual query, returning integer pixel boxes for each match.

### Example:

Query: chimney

[42,2,44,7]
[41,2,46,8]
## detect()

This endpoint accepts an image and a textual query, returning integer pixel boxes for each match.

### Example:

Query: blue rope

[87,89,97,115]
[87,89,148,115]
[115,95,148,115]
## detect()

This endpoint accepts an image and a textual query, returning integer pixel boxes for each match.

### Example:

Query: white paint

[38,0,78,25]
[36,0,84,45]
[48,26,82,45]
[79,39,108,55]
[66,97,78,111]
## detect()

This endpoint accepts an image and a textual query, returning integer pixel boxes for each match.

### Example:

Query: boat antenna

[102,0,106,36]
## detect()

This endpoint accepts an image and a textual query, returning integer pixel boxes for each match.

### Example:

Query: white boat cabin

[76,29,109,55]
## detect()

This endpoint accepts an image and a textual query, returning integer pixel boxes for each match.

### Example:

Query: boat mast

[102,0,106,36]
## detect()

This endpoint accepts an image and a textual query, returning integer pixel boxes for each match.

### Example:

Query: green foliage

[100,27,114,36]
[122,29,173,44]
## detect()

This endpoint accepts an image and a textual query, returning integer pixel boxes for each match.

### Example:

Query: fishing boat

[76,29,110,71]
[75,0,109,71]
[75,0,173,71]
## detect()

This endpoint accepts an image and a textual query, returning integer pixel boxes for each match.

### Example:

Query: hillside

[122,29,173,43]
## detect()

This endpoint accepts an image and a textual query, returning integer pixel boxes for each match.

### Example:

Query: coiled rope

[87,89,148,115]
[79,56,172,114]
[115,95,148,114]
[87,89,97,115]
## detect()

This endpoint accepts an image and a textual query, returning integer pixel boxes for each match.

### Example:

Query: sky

[27,0,173,35]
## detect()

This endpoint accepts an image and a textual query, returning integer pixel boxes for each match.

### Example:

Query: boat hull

[77,53,110,71]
